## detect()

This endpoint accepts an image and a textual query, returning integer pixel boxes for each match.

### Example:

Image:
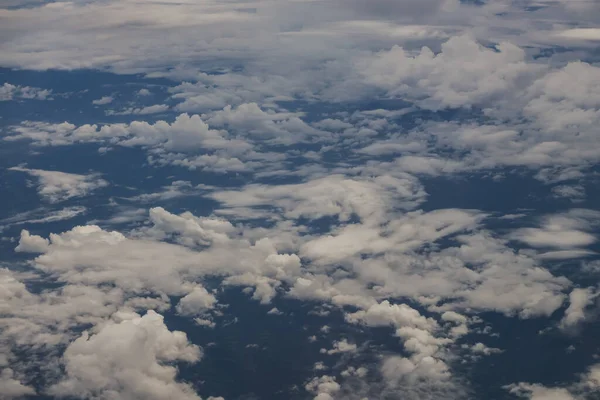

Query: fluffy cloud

[356,35,542,110]
[48,310,203,400]
[305,375,340,400]
[320,339,358,355]
[207,103,323,144]
[346,301,436,332]
[176,286,217,316]
[381,355,449,382]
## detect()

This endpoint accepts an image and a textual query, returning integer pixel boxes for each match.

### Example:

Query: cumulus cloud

[346,301,436,332]
[320,339,358,355]
[466,342,502,356]
[356,35,541,110]
[9,167,108,203]
[381,355,450,382]
[15,229,49,253]
[48,310,203,400]
[176,286,217,316]
[305,375,340,400]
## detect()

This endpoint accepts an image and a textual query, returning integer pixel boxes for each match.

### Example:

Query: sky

[1,0,600,399]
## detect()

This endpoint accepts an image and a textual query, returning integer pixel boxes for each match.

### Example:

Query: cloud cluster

[7,35,600,183]
[6,194,582,397]
[0,82,52,101]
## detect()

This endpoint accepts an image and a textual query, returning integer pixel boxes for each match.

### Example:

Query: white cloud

[8,33,600,181]
[0,206,86,231]
[147,206,234,247]
[305,375,340,400]
[512,228,595,249]
[15,229,49,253]
[467,342,502,356]
[194,318,216,329]
[48,310,203,400]
[340,366,367,378]
[511,210,599,249]
[381,355,450,382]
[506,359,600,399]
[5,113,255,173]
[0,82,51,101]
[1,195,580,399]
[507,383,577,400]
[92,95,113,105]
[356,35,542,110]
[207,103,322,144]
[108,104,169,115]
[559,287,597,330]
[552,185,586,202]
[267,307,282,315]
[0,0,483,78]
[176,286,217,316]
[346,300,436,332]
[555,28,600,41]
[9,167,108,203]
[211,173,426,225]
[320,339,357,355]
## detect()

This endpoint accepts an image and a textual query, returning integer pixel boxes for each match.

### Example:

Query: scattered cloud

[1,1,600,398]
[0,82,51,101]
[107,104,169,115]
[92,95,113,105]
[8,167,108,203]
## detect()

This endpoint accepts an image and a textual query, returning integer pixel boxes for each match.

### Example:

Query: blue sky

[1,1,600,399]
